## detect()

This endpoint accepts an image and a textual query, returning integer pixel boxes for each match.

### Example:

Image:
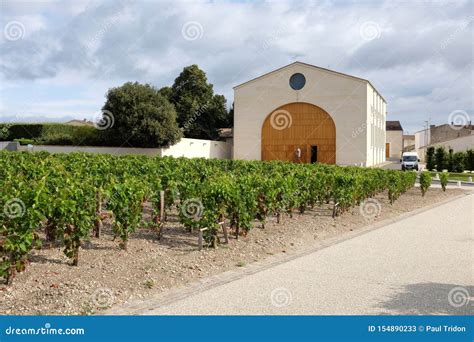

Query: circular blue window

[289,73,306,90]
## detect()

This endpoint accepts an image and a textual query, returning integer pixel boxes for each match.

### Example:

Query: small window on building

[289,73,306,90]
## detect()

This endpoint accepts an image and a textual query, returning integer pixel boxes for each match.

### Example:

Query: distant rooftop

[66,119,93,126]
[386,121,403,131]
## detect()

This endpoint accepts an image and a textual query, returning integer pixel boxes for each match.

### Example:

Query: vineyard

[0,151,417,285]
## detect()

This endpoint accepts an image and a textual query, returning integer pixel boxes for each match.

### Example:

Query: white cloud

[0,0,472,132]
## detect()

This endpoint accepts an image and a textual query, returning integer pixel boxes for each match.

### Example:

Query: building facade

[385,121,404,159]
[233,62,386,166]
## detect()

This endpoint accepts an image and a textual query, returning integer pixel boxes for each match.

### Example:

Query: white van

[400,152,420,171]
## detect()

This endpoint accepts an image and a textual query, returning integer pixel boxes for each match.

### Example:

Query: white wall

[22,138,232,159]
[417,134,474,162]
[366,84,387,166]
[160,138,231,159]
[233,62,386,167]
[415,129,430,150]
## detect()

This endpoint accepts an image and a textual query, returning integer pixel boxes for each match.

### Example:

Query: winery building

[233,61,387,166]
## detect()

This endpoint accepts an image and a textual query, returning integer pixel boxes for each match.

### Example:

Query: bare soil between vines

[0,188,466,315]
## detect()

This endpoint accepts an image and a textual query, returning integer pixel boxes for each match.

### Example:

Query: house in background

[415,123,474,162]
[403,134,415,152]
[233,61,387,166]
[385,121,403,159]
[66,119,93,126]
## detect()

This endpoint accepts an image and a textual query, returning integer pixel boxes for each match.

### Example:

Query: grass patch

[429,171,474,182]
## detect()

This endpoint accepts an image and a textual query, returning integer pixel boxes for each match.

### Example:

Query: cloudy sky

[0,0,472,133]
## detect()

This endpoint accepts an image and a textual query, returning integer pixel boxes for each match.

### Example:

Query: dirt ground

[0,187,466,315]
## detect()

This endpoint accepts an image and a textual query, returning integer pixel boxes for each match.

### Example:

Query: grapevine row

[0,151,416,284]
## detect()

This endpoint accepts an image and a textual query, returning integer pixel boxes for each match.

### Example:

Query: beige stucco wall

[417,134,474,162]
[23,138,232,159]
[366,84,387,165]
[233,62,386,166]
[386,130,403,159]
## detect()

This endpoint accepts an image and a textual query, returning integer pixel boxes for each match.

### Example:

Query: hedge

[425,146,474,172]
[0,123,103,146]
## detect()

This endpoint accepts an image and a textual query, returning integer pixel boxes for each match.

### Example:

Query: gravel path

[116,192,474,315]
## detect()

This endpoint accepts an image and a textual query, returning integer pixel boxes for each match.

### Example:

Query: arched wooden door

[261,102,336,164]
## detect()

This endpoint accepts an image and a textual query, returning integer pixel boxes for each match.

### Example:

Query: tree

[434,146,447,171]
[447,148,454,172]
[426,146,435,171]
[452,152,465,173]
[170,65,230,139]
[465,149,474,171]
[101,82,181,147]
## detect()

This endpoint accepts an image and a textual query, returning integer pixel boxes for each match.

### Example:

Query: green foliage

[102,82,182,147]
[419,171,431,197]
[439,172,448,192]
[0,151,419,284]
[0,123,101,145]
[434,147,447,171]
[447,148,454,172]
[465,149,474,171]
[452,152,465,173]
[13,138,34,145]
[426,146,435,171]
[169,65,230,139]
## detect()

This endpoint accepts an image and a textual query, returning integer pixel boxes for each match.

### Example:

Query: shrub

[419,171,431,197]
[439,172,448,192]
[0,123,102,146]
[426,146,436,171]
[452,152,465,173]
[434,147,447,171]
[13,138,34,145]
[465,149,474,171]
[447,148,454,172]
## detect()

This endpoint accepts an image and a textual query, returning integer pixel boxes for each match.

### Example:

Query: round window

[289,73,306,90]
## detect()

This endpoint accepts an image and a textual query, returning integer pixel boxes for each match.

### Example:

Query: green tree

[170,65,229,139]
[452,152,465,173]
[434,146,447,171]
[426,146,435,171]
[101,82,182,147]
[465,149,474,171]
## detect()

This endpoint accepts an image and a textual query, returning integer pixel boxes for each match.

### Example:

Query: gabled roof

[386,121,403,131]
[233,61,385,102]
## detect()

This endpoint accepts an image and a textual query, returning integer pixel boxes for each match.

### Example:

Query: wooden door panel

[262,102,336,164]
